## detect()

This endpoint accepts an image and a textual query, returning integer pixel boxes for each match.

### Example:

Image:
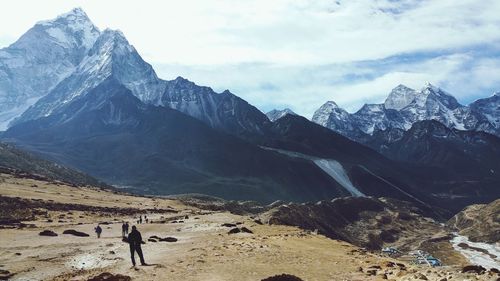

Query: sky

[1,0,500,117]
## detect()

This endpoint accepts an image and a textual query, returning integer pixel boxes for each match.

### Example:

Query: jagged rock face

[448,199,500,243]
[313,84,500,140]
[160,77,270,137]
[266,108,297,122]
[0,8,100,130]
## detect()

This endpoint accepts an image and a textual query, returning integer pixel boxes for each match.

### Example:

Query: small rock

[378,273,388,279]
[39,230,57,237]
[228,228,241,234]
[240,227,253,234]
[261,274,304,281]
[87,272,131,281]
[62,229,90,237]
[159,237,178,242]
[462,265,486,274]
[415,273,428,280]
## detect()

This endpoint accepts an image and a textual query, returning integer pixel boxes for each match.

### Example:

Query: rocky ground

[0,172,498,281]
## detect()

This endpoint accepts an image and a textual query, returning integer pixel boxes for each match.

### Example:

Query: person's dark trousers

[130,244,146,266]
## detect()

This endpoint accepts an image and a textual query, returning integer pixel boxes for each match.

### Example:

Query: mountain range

[0,8,499,214]
[312,83,500,141]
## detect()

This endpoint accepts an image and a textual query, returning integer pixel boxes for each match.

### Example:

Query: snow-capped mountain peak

[266,108,297,122]
[35,7,100,50]
[312,101,353,130]
[12,25,165,125]
[384,84,417,110]
[0,7,101,130]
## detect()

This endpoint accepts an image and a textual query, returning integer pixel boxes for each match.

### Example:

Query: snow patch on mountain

[314,159,365,197]
[261,147,365,197]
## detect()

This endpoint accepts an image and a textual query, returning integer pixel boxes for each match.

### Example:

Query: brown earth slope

[448,198,500,243]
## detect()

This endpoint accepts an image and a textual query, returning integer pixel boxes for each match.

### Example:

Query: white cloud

[1,0,499,117]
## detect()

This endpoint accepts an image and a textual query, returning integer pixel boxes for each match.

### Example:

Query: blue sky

[1,0,499,117]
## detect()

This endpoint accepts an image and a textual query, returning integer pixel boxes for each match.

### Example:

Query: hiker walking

[145,215,148,224]
[121,222,127,237]
[95,224,102,238]
[128,225,146,266]
[139,215,142,224]
[125,222,129,235]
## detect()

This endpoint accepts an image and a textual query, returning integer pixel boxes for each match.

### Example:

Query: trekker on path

[128,225,146,266]
[121,222,127,237]
[95,225,102,238]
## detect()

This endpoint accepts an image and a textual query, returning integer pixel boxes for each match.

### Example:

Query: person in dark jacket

[121,222,126,237]
[95,225,102,238]
[128,225,146,266]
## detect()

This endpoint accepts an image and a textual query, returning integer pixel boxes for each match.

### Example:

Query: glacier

[450,234,500,269]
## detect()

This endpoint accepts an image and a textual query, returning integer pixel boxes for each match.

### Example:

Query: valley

[1,171,498,281]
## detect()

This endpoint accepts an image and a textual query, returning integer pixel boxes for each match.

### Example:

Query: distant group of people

[93,214,149,267]
[136,215,148,224]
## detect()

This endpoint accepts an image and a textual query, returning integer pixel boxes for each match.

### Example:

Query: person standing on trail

[125,222,129,235]
[139,215,142,224]
[128,225,146,266]
[95,224,102,238]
